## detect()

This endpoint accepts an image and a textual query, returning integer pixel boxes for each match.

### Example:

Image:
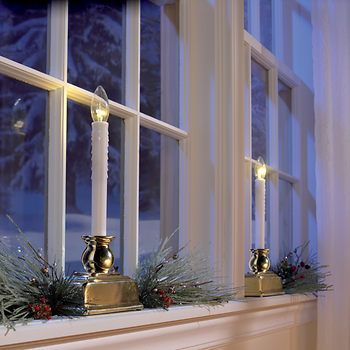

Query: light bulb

[255,157,267,179]
[91,85,109,122]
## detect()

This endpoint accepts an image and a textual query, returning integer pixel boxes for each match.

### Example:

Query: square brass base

[245,272,284,297]
[74,273,144,315]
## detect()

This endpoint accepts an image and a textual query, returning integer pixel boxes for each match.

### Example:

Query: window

[0,0,185,276]
[244,0,314,262]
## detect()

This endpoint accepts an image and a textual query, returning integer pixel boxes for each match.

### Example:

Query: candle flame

[255,157,267,179]
[91,86,109,122]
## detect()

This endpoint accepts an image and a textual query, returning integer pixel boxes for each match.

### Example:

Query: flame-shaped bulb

[91,85,109,122]
[255,157,267,179]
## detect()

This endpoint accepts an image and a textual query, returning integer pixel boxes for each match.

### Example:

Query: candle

[255,158,266,248]
[91,86,110,236]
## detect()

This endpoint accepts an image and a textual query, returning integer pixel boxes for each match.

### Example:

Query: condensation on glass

[0,0,48,72]
[65,101,122,273]
[251,59,268,162]
[68,0,125,103]
[140,0,179,127]
[0,75,47,253]
[139,127,179,261]
[279,178,293,255]
[278,80,292,174]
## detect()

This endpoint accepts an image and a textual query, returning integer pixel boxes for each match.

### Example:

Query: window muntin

[0,75,47,252]
[0,1,48,72]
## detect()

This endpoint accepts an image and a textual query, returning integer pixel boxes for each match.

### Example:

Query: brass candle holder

[74,235,143,315]
[245,248,284,297]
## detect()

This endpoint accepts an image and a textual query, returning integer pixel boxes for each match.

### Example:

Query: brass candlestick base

[75,235,143,315]
[245,248,284,297]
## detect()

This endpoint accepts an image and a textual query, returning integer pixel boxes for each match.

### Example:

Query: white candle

[91,121,109,236]
[255,158,266,248]
[255,176,265,248]
[90,86,110,236]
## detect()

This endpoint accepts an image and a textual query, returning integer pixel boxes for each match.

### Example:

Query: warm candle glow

[91,86,110,122]
[255,157,267,179]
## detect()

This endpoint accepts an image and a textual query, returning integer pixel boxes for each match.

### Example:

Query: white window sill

[0,294,316,349]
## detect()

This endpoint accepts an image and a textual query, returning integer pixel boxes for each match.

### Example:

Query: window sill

[1,294,316,349]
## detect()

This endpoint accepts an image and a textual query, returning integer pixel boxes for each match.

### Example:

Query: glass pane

[244,0,249,31]
[278,80,292,173]
[252,168,270,249]
[139,127,179,261]
[279,178,293,255]
[140,0,179,126]
[260,0,273,51]
[0,1,48,72]
[65,101,122,273]
[0,75,47,252]
[68,0,125,103]
[251,59,268,162]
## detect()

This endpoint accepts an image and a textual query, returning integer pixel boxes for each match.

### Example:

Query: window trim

[244,29,303,261]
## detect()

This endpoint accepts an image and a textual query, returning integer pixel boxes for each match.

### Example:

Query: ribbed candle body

[91,121,109,236]
[255,177,265,248]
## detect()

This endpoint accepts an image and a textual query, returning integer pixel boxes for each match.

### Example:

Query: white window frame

[0,0,318,347]
[0,0,188,275]
[244,27,305,263]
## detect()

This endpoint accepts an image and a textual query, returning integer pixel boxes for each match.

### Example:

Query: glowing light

[255,157,267,179]
[91,85,109,122]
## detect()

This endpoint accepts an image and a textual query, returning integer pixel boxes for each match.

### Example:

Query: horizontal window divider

[244,31,301,88]
[67,84,137,120]
[0,56,63,91]
[244,157,298,183]
[140,113,188,140]
[278,62,301,88]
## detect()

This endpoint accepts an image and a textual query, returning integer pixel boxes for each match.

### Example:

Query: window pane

[0,75,47,252]
[251,59,268,162]
[252,168,270,249]
[0,1,48,72]
[278,80,292,173]
[279,178,293,255]
[68,0,125,103]
[66,101,122,273]
[260,0,273,51]
[244,0,249,31]
[139,128,179,261]
[140,0,179,127]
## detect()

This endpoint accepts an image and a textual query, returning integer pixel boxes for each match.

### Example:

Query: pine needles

[134,236,239,309]
[0,217,83,332]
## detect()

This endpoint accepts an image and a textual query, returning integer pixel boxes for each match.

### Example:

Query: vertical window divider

[244,43,252,269]
[46,0,68,270]
[122,0,140,276]
[268,67,279,260]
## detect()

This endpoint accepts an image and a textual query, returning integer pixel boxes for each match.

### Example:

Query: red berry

[291,265,297,272]
[300,261,305,267]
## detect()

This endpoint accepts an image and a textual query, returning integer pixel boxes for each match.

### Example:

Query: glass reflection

[0,75,47,252]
